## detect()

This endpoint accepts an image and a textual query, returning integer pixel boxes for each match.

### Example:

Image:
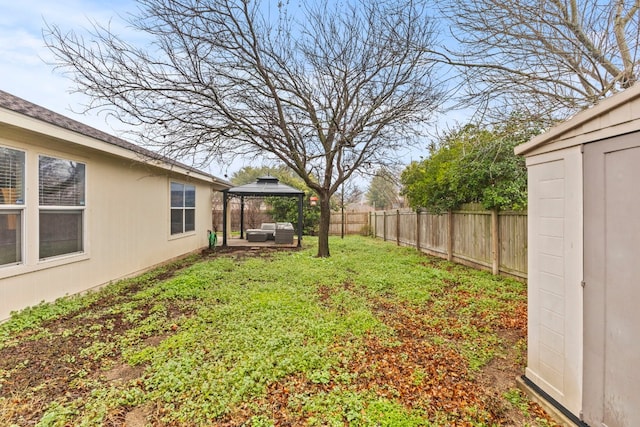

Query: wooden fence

[216,205,528,279]
[370,208,527,279]
[329,211,371,236]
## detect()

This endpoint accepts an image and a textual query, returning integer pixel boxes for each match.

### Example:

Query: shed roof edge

[515,84,640,156]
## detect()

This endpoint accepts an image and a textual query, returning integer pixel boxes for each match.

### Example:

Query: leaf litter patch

[220,282,558,426]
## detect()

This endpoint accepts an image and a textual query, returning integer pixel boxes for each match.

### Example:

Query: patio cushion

[260,223,276,239]
[246,230,268,242]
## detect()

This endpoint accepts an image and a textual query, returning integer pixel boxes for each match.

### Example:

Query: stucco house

[515,84,640,427]
[0,90,230,321]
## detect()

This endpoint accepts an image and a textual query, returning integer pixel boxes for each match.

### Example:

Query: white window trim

[0,148,91,280]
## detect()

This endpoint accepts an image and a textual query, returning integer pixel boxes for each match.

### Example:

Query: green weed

[1,236,538,426]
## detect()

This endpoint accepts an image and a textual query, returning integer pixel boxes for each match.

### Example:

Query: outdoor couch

[275,222,295,244]
[245,222,294,244]
[246,222,276,242]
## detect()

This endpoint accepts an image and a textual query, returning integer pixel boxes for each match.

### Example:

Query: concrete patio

[220,235,299,249]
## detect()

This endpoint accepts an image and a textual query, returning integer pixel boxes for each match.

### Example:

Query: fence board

[453,211,492,266]
[385,212,397,242]
[398,210,416,246]
[499,213,528,278]
[418,212,448,256]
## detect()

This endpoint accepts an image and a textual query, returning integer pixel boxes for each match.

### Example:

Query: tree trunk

[316,194,331,257]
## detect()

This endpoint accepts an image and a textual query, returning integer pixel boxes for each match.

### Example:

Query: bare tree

[367,167,401,210]
[437,0,640,122]
[333,180,364,238]
[43,0,443,257]
[334,181,364,209]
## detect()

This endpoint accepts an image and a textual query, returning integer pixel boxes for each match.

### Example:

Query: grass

[0,236,553,426]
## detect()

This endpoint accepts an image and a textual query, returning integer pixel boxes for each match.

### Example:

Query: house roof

[0,90,231,189]
[515,83,640,157]
[226,176,304,197]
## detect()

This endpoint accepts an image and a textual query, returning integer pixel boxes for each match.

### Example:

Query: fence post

[396,210,401,246]
[447,211,453,261]
[383,211,387,241]
[370,212,373,237]
[491,209,500,275]
[416,209,421,251]
[374,212,377,238]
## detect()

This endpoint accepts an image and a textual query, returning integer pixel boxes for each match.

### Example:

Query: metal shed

[515,84,640,427]
[222,176,304,247]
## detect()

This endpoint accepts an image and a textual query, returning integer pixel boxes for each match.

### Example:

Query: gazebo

[222,176,305,247]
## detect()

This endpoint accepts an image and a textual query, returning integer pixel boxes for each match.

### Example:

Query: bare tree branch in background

[437,0,640,123]
[44,0,444,257]
[334,181,364,209]
[367,167,401,210]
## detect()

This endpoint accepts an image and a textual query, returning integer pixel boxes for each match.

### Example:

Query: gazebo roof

[226,176,304,197]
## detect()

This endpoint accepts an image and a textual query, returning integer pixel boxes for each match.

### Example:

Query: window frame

[38,154,86,260]
[170,181,196,235]
[0,146,25,267]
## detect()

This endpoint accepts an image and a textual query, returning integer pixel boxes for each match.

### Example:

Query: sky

[0,0,468,182]
[0,0,136,132]
[0,0,244,177]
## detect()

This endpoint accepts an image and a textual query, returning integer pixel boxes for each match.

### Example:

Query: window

[171,182,195,234]
[39,155,85,259]
[0,146,25,266]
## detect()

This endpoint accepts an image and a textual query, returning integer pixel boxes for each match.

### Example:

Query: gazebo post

[222,190,228,247]
[297,194,303,247]
[240,196,245,239]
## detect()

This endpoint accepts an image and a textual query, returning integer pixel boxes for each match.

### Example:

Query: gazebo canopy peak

[225,176,305,197]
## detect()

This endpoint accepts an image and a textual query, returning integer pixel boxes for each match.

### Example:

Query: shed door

[584,134,640,427]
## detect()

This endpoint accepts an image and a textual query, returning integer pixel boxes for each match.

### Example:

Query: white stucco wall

[0,125,218,321]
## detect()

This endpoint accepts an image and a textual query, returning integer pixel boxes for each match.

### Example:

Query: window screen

[0,210,22,265]
[39,210,83,258]
[0,147,24,266]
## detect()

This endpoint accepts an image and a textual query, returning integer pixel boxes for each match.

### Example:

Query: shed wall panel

[603,149,640,427]
[538,217,564,237]
[584,136,640,427]
[525,147,583,416]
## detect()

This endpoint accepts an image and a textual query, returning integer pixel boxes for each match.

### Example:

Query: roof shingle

[0,89,230,186]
